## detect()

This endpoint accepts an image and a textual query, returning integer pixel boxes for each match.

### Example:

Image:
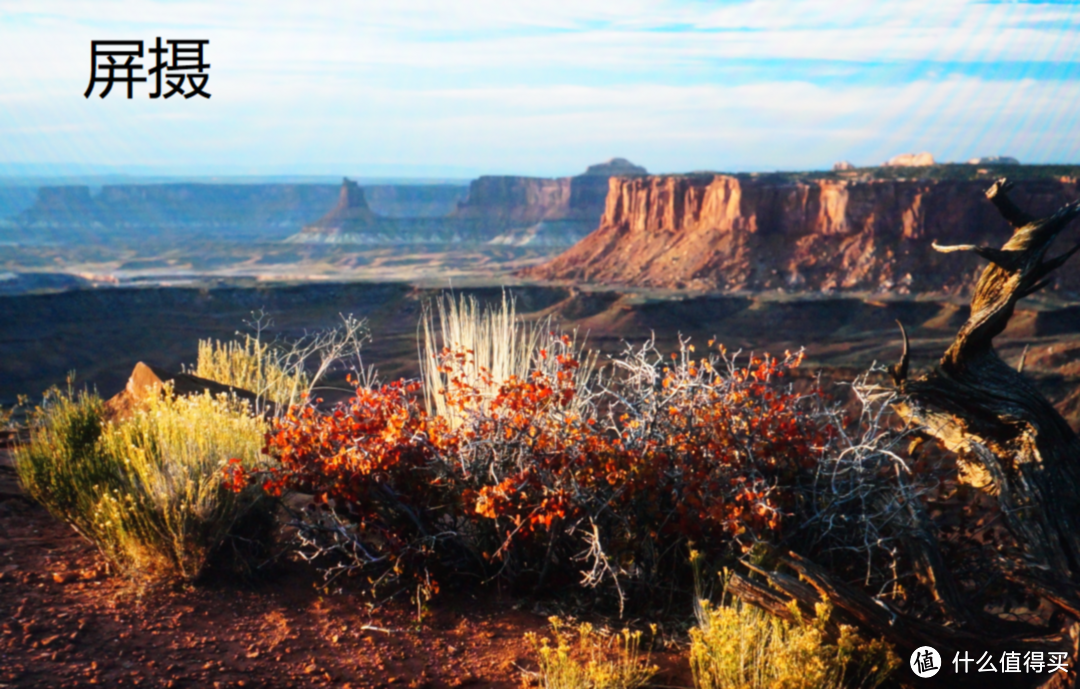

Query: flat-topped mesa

[300,178,378,235]
[885,152,936,167]
[450,176,575,225]
[968,156,1020,166]
[450,158,648,225]
[521,173,1080,294]
[446,159,648,246]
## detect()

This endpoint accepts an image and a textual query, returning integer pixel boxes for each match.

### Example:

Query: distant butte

[300,178,379,235]
[582,158,648,176]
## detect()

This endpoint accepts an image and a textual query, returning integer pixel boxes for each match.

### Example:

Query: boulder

[104,362,266,420]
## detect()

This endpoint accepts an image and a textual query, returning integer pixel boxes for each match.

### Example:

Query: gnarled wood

[902,179,1080,578]
[733,550,1073,688]
[731,179,1080,689]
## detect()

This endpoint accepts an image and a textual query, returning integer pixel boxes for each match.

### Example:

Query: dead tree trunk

[732,179,1080,688]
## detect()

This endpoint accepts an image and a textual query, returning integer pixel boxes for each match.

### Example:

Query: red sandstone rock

[521,174,1080,295]
[104,362,264,419]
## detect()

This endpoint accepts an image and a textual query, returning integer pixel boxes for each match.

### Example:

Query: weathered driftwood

[731,179,1080,688]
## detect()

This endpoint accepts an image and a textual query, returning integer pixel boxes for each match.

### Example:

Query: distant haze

[1,0,1079,177]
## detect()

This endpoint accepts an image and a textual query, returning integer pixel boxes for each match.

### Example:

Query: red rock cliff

[523,174,1080,295]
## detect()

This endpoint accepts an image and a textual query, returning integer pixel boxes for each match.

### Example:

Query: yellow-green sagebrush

[187,313,371,414]
[16,383,274,582]
[189,334,310,408]
[688,569,898,689]
[524,616,658,689]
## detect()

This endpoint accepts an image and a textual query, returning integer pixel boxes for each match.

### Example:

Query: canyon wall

[3,159,645,247]
[443,158,648,245]
[450,164,644,226]
[363,184,466,218]
[290,178,598,245]
[524,173,1080,295]
[1,182,468,244]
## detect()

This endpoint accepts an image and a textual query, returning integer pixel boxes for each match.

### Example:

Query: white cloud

[0,0,1078,174]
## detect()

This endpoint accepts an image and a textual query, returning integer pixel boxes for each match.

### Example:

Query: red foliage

[226,338,837,602]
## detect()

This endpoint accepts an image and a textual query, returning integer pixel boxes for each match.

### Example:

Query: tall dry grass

[16,384,273,582]
[419,291,596,427]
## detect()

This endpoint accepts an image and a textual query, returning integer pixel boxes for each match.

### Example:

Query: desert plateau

[3,155,1080,689]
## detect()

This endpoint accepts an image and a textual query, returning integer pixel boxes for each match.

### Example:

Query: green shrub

[16,384,274,582]
[689,575,897,689]
[525,616,658,689]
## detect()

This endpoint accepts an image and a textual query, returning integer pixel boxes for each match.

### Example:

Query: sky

[1,0,1079,178]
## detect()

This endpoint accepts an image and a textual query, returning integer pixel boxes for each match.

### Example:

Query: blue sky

[1,0,1078,177]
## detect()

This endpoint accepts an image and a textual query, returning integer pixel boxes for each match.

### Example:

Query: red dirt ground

[0,460,692,689]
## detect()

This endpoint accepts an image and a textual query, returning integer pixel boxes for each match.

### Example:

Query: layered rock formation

[363,184,466,218]
[294,160,648,246]
[523,173,1080,295]
[5,160,645,247]
[450,176,579,225]
[447,159,648,245]
[2,181,469,245]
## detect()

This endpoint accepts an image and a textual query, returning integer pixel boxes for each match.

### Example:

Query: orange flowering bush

[227,335,847,607]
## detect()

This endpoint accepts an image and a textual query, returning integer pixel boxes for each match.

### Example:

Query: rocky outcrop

[104,361,265,420]
[445,159,648,246]
[289,178,514,244]
[300,178,379,234]
[968,156,1020,166]
[833,161,856,171]
[885,152,935,167]
[522,173,1080,295]
[451,176,578,225]
[583,158,648,177]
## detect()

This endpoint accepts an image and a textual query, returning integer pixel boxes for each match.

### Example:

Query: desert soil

[0,456,690,689]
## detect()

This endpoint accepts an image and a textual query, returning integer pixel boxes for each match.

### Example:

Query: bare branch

[930,241,1023,271]
[986,176,1035,228]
